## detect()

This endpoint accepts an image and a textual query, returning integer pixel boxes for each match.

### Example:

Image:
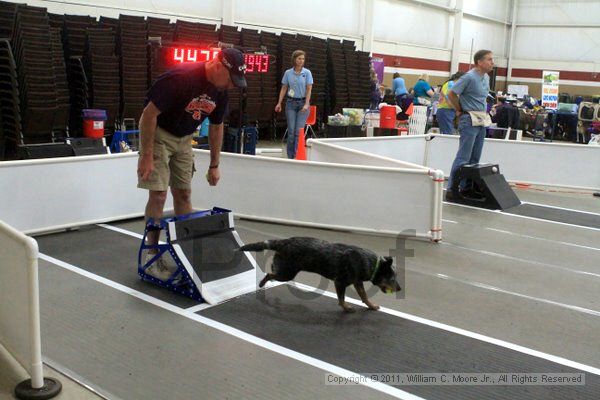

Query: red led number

[170,47,268,72]
[245,54,255,73]
[259,55,269,72]
[173,48,185,63]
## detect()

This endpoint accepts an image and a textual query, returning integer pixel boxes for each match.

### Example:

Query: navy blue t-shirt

[145,63,228,137]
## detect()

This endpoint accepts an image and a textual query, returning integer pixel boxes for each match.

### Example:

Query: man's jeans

[436,107,456,135]
[447,114,486,191]
[285,99,309,159]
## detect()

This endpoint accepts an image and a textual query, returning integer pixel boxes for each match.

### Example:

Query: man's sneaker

[144,253,183,284]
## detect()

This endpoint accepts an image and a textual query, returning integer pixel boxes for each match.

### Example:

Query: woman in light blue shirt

[275,50,314,158]
[392,72,408,107]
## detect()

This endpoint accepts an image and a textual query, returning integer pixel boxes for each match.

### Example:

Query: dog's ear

[378,257,394,273]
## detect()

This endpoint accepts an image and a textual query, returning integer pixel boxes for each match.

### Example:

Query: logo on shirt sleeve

[185,94,217,120]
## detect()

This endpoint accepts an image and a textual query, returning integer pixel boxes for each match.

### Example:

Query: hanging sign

[541,71,559,109]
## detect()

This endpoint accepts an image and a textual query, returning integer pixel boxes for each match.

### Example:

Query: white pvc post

[0,220,62,398]
[430,169,445,242]
[27,238,44,389]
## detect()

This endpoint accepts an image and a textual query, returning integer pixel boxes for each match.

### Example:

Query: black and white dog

[239,237,402,312]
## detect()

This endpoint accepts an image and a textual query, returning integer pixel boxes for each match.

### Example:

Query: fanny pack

[468,111,492,127]
[417,97,431,106]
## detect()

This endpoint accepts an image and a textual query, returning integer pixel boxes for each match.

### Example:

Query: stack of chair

[344,41,370,110]
[259,30,279,135]
[174,20,217,46]
[147,16,174,85]
[0,0,16,39]
[62,14,95,136]
[220,25,242,121]
[84,26,119,135]
[0,39,21,158]
[326,39,348,115]
[118,14,147,124]
[13,4,58,144]
[240,28,262,124]
[50,27,70,138]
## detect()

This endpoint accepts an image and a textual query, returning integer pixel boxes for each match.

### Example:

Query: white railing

[0,220,45,392]
[0,150,443,239]
[426,134,600,190]
[308,138,429,170]
[318,134,600,191]
[0,153,169,234]
[192,150,444,241]
[307,135,429,167]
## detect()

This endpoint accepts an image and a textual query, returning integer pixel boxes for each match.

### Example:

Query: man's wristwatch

[209,164,219,169]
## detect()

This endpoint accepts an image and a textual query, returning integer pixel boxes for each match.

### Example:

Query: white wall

[373,0,451,50]
[460,17,509,57]
[514,0,600,67]
[463,0,512,21]
[517,0,600,26]
[235,0,362,38]
[514,27,600,64]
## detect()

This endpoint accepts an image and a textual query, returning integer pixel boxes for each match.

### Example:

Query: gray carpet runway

[34,208,600,399]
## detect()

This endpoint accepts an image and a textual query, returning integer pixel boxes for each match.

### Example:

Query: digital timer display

[165,47,270,73]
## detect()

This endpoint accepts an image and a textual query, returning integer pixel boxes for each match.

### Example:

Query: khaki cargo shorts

[137,126,195,191]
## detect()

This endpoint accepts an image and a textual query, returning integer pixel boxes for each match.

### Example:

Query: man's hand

[275,103,282,113]
[301,104,309,113]
[206,166,220,186]
[137,154,154,181]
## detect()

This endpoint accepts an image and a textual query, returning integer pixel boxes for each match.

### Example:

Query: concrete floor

[0,343,104,400]
[1,142,598,399]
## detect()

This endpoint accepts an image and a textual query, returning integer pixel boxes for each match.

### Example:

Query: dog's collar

[370,257,381,282]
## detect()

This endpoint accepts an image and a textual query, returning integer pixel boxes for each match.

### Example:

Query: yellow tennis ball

[386,289,393,294]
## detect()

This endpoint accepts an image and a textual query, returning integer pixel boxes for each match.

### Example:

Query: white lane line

[484,227,600,252]
[96,223,600,371]
[440,242,600,279]
[441,219,458,224]
[38,253,424,400]
[185,303,214,312]
[291,282,600,376]
[406,265,600,318]
[97,223,146,240]
[441,217,600,251]
[524,201,600,216]
[446,201,600,232]
[39,253,186,310]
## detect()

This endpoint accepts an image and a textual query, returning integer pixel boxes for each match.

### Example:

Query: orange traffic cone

[295,128,307,160]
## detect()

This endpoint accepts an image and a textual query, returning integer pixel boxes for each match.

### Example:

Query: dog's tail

[238,240,276,252]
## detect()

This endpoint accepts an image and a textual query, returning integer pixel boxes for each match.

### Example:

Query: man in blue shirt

[137,48,247,280]
[445,50,494,201]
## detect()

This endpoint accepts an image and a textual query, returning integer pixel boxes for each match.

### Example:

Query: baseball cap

[219,48,247,89]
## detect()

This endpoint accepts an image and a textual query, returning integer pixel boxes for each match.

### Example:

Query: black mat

[199,285,600,400]
[505,203,600,229]
[35,225,200,308]
[176,230,254,283]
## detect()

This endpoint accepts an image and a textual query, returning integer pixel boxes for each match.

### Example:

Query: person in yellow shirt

[436,71,465,134]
